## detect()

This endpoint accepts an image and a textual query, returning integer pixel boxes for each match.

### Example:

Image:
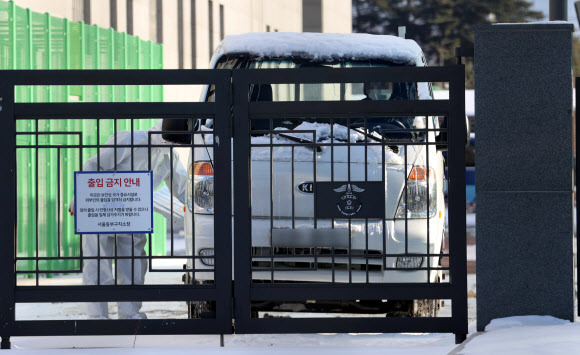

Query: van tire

[411,299,438,317]
[190,301,216,319]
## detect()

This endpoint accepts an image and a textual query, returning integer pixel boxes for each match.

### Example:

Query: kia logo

[297,181,314,194]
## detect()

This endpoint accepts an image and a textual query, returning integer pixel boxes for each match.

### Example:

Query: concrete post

[474,23,575,331]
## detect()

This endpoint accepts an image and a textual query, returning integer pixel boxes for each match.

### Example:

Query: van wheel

[412,272,442,317]
[411,299,438,317]
[189,301,216,319]
[187,280,216,319]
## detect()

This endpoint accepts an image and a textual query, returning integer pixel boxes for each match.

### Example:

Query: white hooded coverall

[71,121,187,319]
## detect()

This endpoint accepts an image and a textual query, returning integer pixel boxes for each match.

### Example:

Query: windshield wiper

[276,133,323,152]
[351,127,382,142]
[350,126,400,153]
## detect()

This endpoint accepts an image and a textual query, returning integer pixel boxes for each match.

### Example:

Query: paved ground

[7,332,462,353]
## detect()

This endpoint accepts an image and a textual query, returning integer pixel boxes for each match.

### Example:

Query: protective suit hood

[149,120,167,145]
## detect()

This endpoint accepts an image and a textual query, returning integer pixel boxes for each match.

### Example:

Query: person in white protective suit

[69,120,187,319]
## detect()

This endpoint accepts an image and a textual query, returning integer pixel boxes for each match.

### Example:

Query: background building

[13,0,352,100]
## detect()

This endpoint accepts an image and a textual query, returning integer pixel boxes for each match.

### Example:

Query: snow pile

[461,316,577,355]
[485,315,570,331]
[278,122,367,143]
[214,32,423,64]
[413,116,426,129]
[249,122,404,164]
[12,338,456,354]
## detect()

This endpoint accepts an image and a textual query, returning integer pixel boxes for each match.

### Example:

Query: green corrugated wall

[0,1,167,277]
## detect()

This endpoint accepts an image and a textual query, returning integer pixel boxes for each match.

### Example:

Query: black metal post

[0,79,16,350]
[550,0,567,21]
[455,334,466,344]
[213,71,234,333]
[574,77,580,316]
[449,65,468,344]
[232,70,252,332]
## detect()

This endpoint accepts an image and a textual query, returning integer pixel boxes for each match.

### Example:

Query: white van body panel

[185,33,445,284]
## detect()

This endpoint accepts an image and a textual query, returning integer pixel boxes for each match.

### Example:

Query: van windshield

[205,57,426,136]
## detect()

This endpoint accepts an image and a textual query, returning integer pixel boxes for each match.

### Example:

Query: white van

[176,33,448,317]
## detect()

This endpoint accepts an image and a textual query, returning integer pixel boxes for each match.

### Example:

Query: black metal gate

[232,66,467,341]
[573,76,580,316]
[0,69,233,347]
[0,65,466,348]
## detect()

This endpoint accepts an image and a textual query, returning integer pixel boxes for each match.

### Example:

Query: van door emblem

[297,181,314,194]
[333,184,365,216]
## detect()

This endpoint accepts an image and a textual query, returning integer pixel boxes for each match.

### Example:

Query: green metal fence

[0,1,167,277]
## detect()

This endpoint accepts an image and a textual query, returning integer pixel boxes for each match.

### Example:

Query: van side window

[206,56,249,103]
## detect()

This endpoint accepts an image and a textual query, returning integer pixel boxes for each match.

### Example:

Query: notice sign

[74,171,153,234]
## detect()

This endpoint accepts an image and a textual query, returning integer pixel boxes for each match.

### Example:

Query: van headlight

[199,248,215,266]
[189,162,214,214]
[395,166,437,219]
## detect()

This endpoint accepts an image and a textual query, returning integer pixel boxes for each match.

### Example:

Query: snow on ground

[485,315,569,331]
[9,315,580,354]
[458,316,580,355]
[10,331,458,353]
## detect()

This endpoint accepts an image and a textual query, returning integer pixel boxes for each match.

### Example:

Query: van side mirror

[161,118,191,144]
[435,115,471,151]
[436,117,447,151]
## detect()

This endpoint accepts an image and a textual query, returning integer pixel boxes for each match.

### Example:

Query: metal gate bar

[0,69,233,341]
[576,77,579,317]
[15,102,215,118]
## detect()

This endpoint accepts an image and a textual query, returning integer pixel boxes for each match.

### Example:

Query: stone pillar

[474,23,574,331]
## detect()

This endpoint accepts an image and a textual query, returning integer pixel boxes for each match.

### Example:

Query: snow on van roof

[212,32,424,65]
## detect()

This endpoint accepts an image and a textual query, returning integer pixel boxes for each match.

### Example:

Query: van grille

[251,247,383,272]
